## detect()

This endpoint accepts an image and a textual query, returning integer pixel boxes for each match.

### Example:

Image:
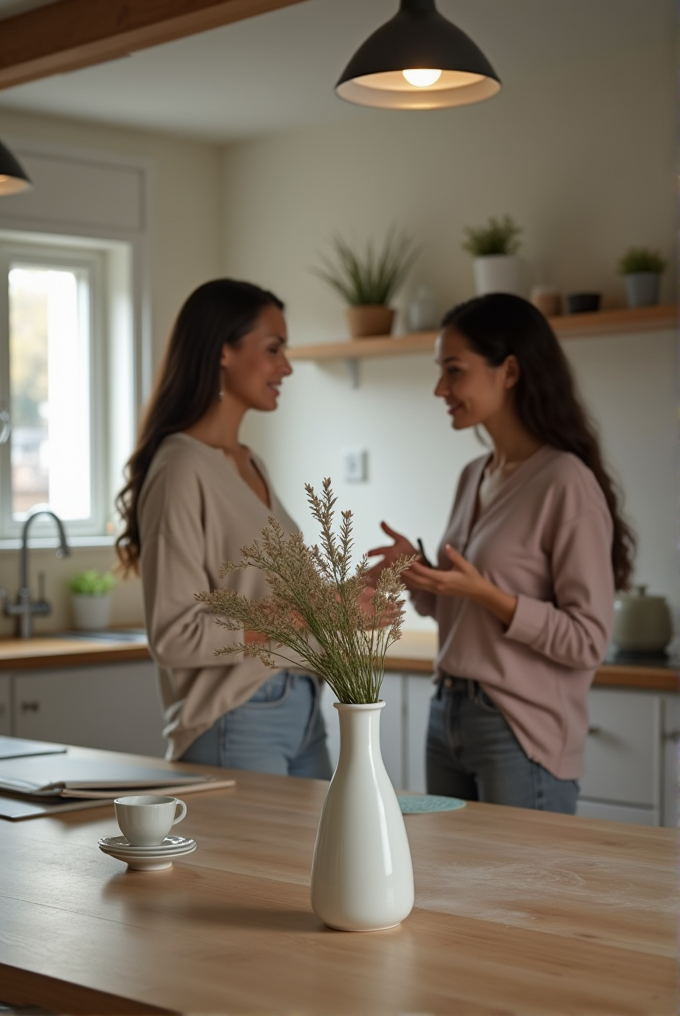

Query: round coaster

[398,794,466,814]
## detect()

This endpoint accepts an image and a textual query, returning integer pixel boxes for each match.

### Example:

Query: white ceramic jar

[612,585,673,652]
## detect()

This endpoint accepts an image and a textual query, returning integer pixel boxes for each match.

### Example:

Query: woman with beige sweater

[116,279,332,777]
[369,293,635,813]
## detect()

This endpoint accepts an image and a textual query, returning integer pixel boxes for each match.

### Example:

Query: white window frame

[0,236,111,538]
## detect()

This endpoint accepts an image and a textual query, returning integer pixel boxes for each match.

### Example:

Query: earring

[217,389,224,402]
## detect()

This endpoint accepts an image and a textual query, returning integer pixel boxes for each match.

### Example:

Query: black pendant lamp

[0,139,31,195]
[335,0,501,110]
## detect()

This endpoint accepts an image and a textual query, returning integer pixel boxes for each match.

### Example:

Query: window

[0,233,136,540]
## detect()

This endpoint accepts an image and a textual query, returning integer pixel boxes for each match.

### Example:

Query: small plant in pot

[617,247,666,308]
[462,215,524,296]
[312,225,421,338]
[69,569,115,630]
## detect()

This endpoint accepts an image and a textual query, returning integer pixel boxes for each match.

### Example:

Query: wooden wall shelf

[287,304,677,363]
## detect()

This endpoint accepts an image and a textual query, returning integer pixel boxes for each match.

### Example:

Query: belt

[439,674,478,700]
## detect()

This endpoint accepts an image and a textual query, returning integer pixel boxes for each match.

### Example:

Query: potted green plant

[198,479,416,931]
[617,247,666,308]
[68,569,115,630]
[312,225,421,338]
[462,215,524,296]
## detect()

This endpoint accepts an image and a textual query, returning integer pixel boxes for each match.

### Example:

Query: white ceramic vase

[310,701,414,931]
[473,254,524,296]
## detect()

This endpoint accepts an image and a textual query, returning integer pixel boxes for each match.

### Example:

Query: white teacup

[114,795,187,846]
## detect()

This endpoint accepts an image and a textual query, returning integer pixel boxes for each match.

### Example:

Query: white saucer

[99,834,195,855]
[99,838,197,871]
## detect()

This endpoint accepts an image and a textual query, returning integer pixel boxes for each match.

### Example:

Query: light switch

[342,447,368,483]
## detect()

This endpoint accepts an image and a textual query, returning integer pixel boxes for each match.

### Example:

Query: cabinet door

[580,688,660,808]
[576,799,658,825]
[319,674,404,789]
[405,675,435,793]
[661,693,680,828]
[0,674,10,735]
[13,662,166,757]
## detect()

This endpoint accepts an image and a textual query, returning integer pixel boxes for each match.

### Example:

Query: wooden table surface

[1,746,676,1016]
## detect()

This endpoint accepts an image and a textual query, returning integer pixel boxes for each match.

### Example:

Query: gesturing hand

[366,521,419,587]
[406,543,518,627]
[407,543,484,599]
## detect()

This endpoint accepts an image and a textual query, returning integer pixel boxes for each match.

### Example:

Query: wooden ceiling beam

[0,0,306,90]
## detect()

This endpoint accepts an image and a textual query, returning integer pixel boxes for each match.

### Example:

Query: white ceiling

[0,0,672,143]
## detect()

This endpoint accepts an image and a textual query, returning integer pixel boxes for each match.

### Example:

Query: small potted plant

[462,214,523,296]
[69,569,115,630]
[312,225,421,338]
[617,247,667,308]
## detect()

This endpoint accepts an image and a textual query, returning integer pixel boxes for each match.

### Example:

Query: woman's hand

[357,583,400,628]
[408,543,518,626]
[366,522,419,588]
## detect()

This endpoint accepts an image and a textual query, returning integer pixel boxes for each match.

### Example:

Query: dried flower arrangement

[197,479,415,704]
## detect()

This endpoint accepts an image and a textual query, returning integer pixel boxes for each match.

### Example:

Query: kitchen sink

[51,628,148,643]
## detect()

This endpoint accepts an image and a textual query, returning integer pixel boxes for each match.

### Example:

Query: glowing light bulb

[402,68,442,88]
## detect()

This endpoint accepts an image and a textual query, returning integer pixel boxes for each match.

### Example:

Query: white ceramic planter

[310,701,414,932]
[473,254,524,296]
[624,272,661,308]
[72,594,112,631]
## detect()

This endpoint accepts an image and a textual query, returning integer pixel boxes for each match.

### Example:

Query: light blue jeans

[426,676,579,813]
[180,670,332,779]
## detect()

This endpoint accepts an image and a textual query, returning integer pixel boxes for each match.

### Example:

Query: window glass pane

[9,264,91,520]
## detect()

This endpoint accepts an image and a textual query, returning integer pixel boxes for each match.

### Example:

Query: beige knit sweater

[138,433,309,759]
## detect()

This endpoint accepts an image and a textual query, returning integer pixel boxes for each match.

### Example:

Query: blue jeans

[426,676,579,814]
[180,671,333,779]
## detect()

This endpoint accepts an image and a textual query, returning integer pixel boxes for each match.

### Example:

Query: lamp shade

[0,139,32,196]
[335,0,501,110]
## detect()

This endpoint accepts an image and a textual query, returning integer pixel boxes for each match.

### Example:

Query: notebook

[0,736,68,760]
[0,752,235,819]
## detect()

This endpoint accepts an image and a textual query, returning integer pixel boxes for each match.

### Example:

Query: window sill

[0,534,116,551]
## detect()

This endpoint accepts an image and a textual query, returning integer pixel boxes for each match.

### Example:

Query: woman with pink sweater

[368,293,635,813]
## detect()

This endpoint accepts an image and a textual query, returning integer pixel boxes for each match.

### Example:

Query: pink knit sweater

[413,445,614,779]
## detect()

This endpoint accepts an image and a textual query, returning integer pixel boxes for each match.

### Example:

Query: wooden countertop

[0,745,676,1015]
[0,629,676,691]
[384,630,680,692]
[0,634,151,670]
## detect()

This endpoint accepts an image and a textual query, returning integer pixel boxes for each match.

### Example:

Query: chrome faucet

[5,505,70,639]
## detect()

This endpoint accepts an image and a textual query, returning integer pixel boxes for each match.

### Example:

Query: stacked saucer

[98,833,197,871]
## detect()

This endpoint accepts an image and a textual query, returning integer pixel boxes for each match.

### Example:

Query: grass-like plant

[617,247,666,275]
[462,215,522,257]
[68,569,115,596]
[197,479,415,704]
[311,225,421,307]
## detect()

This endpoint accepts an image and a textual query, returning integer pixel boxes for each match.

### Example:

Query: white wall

[221,37,678,630]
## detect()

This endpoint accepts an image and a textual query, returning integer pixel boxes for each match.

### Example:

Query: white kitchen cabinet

[11,661,166,757]
[0,674,10,736]
[575,688,676,827]
[578,688,660,813]
[405,674,435,793]
[661,693,679,827]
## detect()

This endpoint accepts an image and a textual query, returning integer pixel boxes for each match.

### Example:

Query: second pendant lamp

[335,0,501,110]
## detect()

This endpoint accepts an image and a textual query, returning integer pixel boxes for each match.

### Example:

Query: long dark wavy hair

[115,278,284,576]
[441,293,635,590]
